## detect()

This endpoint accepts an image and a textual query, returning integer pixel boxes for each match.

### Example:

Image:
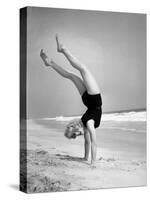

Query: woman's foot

[56,34,66,53]
[40,49,51,66]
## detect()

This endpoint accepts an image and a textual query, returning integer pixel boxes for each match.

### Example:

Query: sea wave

[102,111,146,122]
[42,111,146,122]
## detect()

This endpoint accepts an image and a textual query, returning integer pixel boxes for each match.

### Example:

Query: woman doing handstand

[40,35,102,167]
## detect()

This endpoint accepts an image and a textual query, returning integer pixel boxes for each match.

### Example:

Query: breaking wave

[42,111,146,122]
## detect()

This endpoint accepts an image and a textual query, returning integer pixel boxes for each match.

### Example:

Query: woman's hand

[90,161,96,169]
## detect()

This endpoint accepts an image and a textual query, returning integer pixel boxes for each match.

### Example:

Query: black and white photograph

[20,7,146,193]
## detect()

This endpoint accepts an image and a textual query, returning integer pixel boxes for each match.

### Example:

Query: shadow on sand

[9,184,19,191]
[56,154,89,165]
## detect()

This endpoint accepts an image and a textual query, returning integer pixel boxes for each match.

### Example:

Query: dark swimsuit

[81,91,102,128]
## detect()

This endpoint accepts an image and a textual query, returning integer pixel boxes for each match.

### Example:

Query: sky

[26,7,146,118]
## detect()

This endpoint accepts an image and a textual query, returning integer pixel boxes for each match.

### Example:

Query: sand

[20,119,146,193]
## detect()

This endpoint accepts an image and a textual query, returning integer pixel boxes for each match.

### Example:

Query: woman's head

[64,119,84,139]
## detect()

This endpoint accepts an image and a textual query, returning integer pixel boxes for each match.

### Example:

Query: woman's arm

[84,128,91,161]
[86,120,97,166]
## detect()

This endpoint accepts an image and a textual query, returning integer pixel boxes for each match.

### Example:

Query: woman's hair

[64,119,84,139]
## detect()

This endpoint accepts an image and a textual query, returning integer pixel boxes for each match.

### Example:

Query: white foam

[102,111,146,122]
[41,111,146,122]
[43,116,81,122]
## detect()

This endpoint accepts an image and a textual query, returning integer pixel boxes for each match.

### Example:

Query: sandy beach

[20,112,146,193]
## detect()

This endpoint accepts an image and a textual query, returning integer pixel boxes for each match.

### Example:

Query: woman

[40,35,102,167]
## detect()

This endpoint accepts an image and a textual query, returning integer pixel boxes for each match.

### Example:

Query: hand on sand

[40,49,51,67]
[83,157,89,162]
[90,161,96,169]
[56,34,66,53]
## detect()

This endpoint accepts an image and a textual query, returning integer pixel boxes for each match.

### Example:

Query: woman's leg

[56,35,100,95]
[84,128,91,161]
[40,49,86,95]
